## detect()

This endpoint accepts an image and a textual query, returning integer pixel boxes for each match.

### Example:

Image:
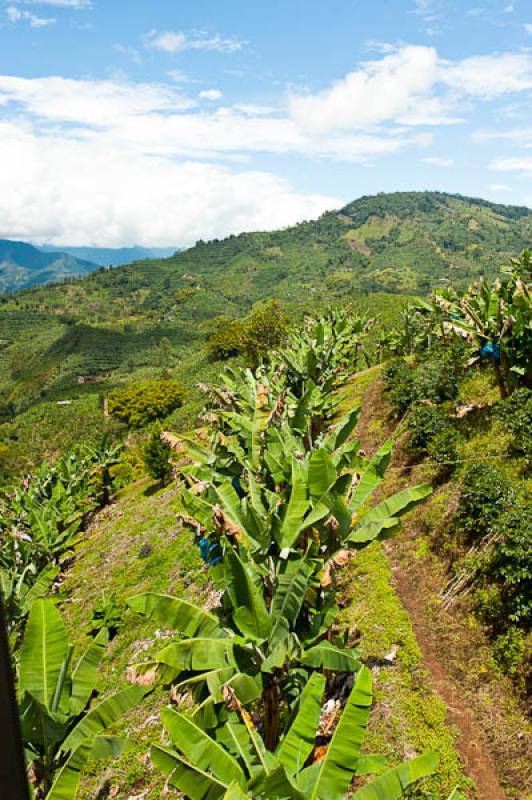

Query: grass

[338,543,470,799]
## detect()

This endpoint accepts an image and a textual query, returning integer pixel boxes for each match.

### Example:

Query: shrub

[108,379,184,428]
[242,299,288,365]
[488,501,532,627]
[384,358,416,415]
[495,387,532,468]
[408,405,449,452]
[142,426,172,483]
[207,317,246,361]
[407,405,460,464]
[454,463,514,541]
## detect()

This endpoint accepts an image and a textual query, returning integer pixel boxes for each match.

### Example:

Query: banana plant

[18,599,146,799]
[427,252,531,398]
[129,545,361,750]
[0,563,59,639]
[151,667,439,800]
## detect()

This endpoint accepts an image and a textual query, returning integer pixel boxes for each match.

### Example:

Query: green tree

[142,426,172,484]
[107,380,184,428]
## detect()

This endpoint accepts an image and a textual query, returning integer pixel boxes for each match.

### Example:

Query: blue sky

[0,0,531,247]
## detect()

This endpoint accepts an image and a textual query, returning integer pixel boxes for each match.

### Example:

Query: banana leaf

[127,593,223,638]
[351,751,439,799]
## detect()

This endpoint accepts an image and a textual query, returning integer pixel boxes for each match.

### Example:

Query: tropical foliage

[0,445,121,638]
[151,667,438,800]
[18,599,144,800]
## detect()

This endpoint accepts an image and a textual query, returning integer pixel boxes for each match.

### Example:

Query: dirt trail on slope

[351,374,530,800]
[387,548,507,800]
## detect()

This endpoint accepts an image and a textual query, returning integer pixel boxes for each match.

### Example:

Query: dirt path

[349,373,531,800]
[387,545,507,800]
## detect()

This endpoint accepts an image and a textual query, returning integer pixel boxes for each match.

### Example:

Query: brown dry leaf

[212,506,241,537]
[126,665,159,686]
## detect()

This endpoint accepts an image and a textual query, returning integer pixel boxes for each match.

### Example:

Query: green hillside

[1,191,531,472]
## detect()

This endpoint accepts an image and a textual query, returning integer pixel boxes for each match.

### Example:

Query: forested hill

[4,191,532,316]
[1,191,530,423]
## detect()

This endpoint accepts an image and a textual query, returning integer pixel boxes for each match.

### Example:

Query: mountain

[0,191,530,411]
[0,239,98,292]
[38,245,179,267]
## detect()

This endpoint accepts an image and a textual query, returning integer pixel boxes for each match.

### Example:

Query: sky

[0,0,531,247]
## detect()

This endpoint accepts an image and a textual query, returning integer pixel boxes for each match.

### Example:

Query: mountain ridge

[0,239,98,292]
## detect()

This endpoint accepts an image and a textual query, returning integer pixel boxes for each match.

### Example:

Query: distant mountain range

[0,240,98,293]
[38,245,179,267]
[0,241,180,292]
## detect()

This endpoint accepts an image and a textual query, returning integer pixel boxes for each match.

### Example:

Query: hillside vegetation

[1,192,531,459]
[0,195,530,800]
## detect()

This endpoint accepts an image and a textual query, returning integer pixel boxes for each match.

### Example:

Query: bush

[108,380,184,428]
[384,358,416,415]
[207,317,246,361]
[489,501,532,627]
[495,387,532,468]
[242,299,288,366]
[454,462,514,541]
[407,405,460,464]
[142,426,172,483]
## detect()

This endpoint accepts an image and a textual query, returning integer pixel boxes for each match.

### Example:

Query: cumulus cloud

[144,29,245,55]
[5,4,55,26]
[0,119,341,247]
[490,156,532,174]
[441,52,532,97]
[289,46,441,134]
[289,46,532,135]
[199,89,222,101]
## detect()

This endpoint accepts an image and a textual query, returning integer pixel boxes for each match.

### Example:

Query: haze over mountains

[38,245,179,268]
[0,240,98,293]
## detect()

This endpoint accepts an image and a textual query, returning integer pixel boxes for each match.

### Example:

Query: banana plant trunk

[263,674,281,751]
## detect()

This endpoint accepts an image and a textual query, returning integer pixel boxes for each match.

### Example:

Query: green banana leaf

[277,673,325,776]
[299,666,372,800]
[69,628,109,715]
[156,637,235,673]
[152,744,228,800]
[19,599,69,711]
[301,642,361,672]
[351,751,439,799]
[269,558,312,648]
[127,593,223,638]
[308,450,337,501]
[278,460,310,550]
[162,706,245,786]
[46,739,93,800]
[348,439,393,512]
[61,685,146,753]
[357,483,432,527]
[225,549,271,641]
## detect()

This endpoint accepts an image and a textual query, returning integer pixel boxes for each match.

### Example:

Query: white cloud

[290,46,532,136]
[524,23,532,34]
[0,74,422,162]
[490,184,511,190]
[473,126,532,146]
[442,52,532,97]
[144,29,244,55]
[422,156,454,166]
[504,4,514,12]
[199,89,222,101]
[0,119,341,247]
[5,4,55,26]
[289,46,442,134]
[490,156,532,174]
